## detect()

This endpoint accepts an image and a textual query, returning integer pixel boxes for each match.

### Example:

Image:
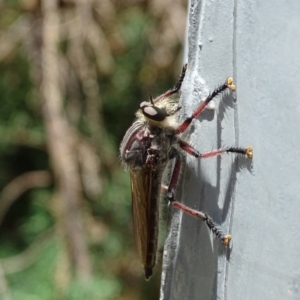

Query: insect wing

[130,169,153,266]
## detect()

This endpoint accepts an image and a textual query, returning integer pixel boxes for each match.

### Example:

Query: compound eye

[140,101,149,109]
[142,106,167,121]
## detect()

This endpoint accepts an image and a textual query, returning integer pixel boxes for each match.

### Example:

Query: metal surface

[161,0,300,299]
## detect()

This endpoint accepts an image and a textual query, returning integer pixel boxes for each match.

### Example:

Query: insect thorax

[120,120,172,172]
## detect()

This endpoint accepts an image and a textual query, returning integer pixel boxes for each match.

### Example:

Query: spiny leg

[171,202,231,246]
[172,64,188,93]
[154,64,188,103]
[179,139,253,159]
[164,156,231,246]
[176,77,236,134]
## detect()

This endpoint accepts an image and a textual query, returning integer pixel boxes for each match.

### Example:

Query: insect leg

[165,156,231,246]
[153,64,188,103]
[178,139,253,159]
[172,64,188,93]
[176,77,236,134]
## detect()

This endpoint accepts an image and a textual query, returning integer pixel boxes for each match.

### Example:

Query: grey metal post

[161,1,300,299]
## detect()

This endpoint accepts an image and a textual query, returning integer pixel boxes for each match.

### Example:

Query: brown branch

[0,228,54,274]
[67,22,115,166]
[0,15,30,62]
[0,171,52,226]
[41,0,92,280]
[0,263,12,300]
[75,133,102,198]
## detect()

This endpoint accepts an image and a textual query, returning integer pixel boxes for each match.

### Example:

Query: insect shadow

[161,86,252,300]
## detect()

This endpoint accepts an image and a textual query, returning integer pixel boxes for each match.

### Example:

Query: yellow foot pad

[246,146,253,159]
[226,77,236,91]
[223,234,232,247]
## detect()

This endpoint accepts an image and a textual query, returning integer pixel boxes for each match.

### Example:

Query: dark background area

[0,0,187,299]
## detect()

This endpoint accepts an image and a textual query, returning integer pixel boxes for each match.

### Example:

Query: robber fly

[120,64,252,279]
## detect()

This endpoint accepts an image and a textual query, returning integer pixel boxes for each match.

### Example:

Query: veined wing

[130,168,160,275]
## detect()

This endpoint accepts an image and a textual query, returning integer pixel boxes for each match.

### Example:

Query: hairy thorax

[120,119,174,172]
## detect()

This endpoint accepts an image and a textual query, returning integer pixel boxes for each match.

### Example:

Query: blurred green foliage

[0,1,186,299]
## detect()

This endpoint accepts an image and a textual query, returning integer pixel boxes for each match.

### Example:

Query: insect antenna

[148,93,154,105]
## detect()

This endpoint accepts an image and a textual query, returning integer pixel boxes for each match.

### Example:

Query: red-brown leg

[164,156,232,246]
[176,77,236,134]
[178,139,253,159]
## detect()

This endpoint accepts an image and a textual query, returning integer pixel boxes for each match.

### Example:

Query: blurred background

[0,0,187,299]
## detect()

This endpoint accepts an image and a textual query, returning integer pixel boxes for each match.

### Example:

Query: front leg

[176,77,236,134]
